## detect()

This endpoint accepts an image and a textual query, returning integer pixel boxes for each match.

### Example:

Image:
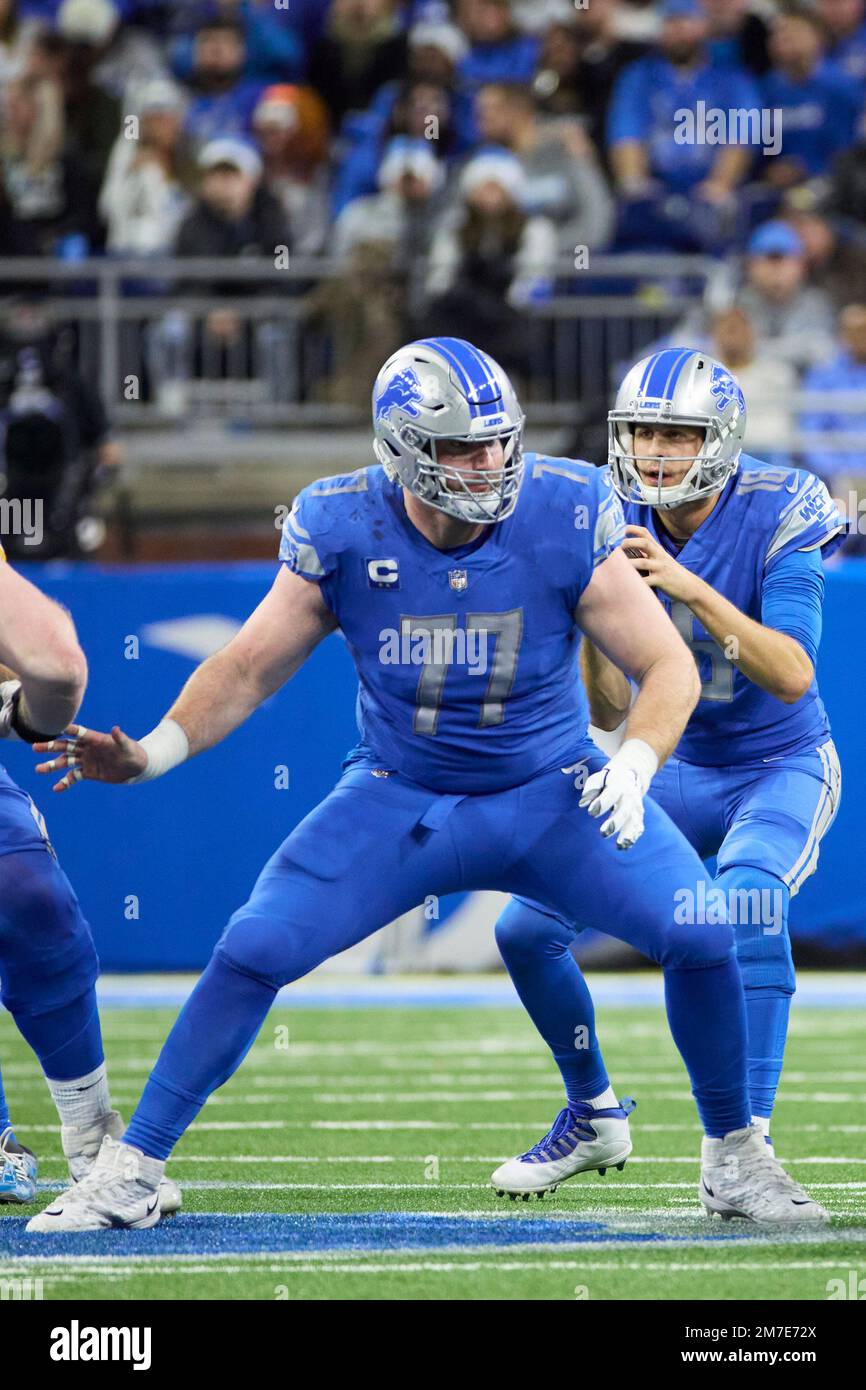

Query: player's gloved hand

[0,680,24,741]
[579,738,659,850]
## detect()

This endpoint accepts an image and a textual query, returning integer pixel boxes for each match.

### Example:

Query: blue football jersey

[280,456,625,792]
[624,456,846,766]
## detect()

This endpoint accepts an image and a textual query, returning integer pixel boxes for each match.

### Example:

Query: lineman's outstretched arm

[0,557,88,738]
[35,567,337,791]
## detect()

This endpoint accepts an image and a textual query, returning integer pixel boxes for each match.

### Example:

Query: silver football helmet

[372,337,525,524]
[608,347,746,510]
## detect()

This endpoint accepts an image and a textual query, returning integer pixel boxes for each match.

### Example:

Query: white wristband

[615,738,659,795]
[127,718,189,783]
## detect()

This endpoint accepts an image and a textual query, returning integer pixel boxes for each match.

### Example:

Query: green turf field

[2,987,865,1300]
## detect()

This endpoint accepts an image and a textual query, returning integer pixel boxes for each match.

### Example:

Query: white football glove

[0,680,23,741]
[579,738,659,850]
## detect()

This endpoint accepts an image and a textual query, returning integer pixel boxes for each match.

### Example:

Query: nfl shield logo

[449,569,468,592]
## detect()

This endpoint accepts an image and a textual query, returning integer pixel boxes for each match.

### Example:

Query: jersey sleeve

[592,465,626,569]
[278,481,350,621]
[764,472,847,571]
[761,546,825,668]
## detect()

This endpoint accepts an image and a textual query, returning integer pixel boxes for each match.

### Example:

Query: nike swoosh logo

[792,1199,812,1206]
[145,1195,159,1217]
[702,1180,715,1198]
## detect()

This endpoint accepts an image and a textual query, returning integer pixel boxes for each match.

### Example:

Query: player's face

[632,424,706,487]
[436,438,506,492]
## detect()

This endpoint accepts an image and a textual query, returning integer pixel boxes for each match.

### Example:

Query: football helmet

[608,347,746,510]
[372,337,525,524]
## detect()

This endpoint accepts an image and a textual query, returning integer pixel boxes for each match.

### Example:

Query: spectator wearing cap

[182,16,266,150]
[332,135,445,266]
[99,79,195,254]
[607,0,760,248]
[817,0,866,83]
[800,303,866,482]
[56,0,168,108]
[50,0,123,191]
[760,5,862,191]
[153,137,291,399]
[532,0,648,166]
[253,84,330,257]
[703,0,771,77]
[668,220,836,372]
[175,137,287,270]
[737,220,836,371]
[474,82,613,252]
[455,0,541,88]
[308,0,407,126]
[423,148,556,375]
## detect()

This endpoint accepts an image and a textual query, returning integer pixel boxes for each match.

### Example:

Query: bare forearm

[625,650,700,766]
[686,575,812,703]
[162,645,273,757]
[580,638,631,731]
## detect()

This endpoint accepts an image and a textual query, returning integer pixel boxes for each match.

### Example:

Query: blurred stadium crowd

[1,0,866,555]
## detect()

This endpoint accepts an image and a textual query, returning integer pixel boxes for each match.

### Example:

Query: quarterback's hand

[623,525,701,603]
[579,739,658,850]
[33,724,147,793]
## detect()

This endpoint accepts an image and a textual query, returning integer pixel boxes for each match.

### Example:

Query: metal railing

[0,253,718,427]
[2,255,865,478]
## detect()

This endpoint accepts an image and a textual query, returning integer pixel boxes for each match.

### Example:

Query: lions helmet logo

[709,364,745,415]
[375,367,424,423]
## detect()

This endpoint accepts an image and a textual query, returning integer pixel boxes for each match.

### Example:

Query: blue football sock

[11,988,104,1082]
[495,898,610,1106]
[713,866,794,1122]
[664,958,751,1138]
[741,987,792,1120]
[124,954,277,1160]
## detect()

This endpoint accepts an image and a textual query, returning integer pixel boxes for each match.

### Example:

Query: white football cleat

[491,1099,635,1198]
[63,1109,182,1216]
[700,1124,829,1226]
[26,1135,164,1232]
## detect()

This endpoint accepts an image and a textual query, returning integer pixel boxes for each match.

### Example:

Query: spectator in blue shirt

[801,303,866,482]
[455,0,540,90]
[760,5,862,190]
[182,16,265,150]
[607,0,760,201]
[818,0,866,83]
